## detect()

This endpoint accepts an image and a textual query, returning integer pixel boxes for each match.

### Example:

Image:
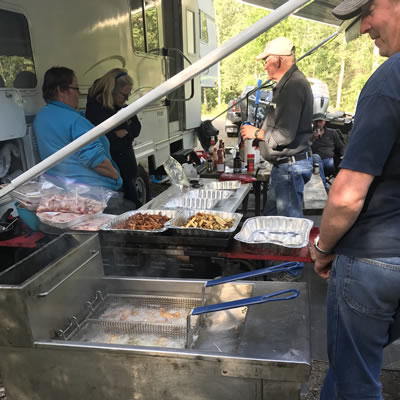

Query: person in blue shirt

[33,66,122,191]
[312,0,400,398]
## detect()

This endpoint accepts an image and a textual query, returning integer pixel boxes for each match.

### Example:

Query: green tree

[210,0,385,115]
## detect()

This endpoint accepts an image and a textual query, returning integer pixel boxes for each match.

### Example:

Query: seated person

[311,113,345,190]
[33,66,122,191]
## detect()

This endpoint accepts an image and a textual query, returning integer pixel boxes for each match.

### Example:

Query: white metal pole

[0,0,313,199]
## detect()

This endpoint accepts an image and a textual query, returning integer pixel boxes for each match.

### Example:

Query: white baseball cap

[255,37,295,61]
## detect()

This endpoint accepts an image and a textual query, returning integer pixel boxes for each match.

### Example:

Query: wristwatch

[314,235,332,255]
[254,129,260,139]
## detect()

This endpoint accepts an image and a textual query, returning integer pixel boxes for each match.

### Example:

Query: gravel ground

[303,360,400,400]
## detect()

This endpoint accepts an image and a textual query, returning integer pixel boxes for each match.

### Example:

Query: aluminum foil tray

[203,180,241,191]
[101,209,178,234]
[169,209,243,238]
[234,216,313,254]
[36,212,93,230]
[186,189,234,201]
[164,196,218,209]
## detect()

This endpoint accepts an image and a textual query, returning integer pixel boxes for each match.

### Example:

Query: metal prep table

[199,169,270,216]
[0,233,311,400]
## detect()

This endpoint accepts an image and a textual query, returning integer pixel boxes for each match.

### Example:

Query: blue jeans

[264,158,313,218]
[312,154,335,189]
[321,255,400,400]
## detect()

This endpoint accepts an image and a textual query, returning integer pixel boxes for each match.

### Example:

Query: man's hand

[115,129,128,138]
[240,125,263,141]
[310,245,335,279]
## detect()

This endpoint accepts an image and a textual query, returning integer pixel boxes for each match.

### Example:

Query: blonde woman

[86,68,142,208]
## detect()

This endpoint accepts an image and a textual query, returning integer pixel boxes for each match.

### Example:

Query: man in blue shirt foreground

[311,0,400,398]
[34,66,122,191]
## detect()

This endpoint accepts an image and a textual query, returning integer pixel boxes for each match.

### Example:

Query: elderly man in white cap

[240,37,314,219]
[310,0,400,399]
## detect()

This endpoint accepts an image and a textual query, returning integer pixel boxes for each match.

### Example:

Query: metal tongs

[186,261,302,347]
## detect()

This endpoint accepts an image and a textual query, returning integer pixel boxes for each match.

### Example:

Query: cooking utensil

[186,288,299,348]
[199,261,302,302]
[184,261,302,348]
[205,261,302,288]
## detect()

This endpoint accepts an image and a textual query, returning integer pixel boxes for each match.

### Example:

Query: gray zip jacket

[259,64,313,162]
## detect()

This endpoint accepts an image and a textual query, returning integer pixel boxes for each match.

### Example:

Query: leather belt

[274,151,312,166]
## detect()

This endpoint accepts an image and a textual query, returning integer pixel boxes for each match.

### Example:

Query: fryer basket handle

[191,288,299,315]
[205,261,302,287]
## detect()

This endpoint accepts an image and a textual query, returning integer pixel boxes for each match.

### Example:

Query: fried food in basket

[183,212,233,230]
[115,212,171,230]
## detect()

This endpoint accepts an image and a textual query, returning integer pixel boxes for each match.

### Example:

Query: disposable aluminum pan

[101,209,178,234]
[186,189,234,201]
[164,196,218,210]
[234,216,314,255]
[169,209,242,238]
[203,180,241,191]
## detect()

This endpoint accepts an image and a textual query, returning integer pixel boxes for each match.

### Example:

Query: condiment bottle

[208,137,215,157]
[219,139,225,159]
[207,153,214,172]
[247,153,255,172]
[239,140,245,165]
[233,147,241,173]
[213,146,218,169]
[216,149,225,173]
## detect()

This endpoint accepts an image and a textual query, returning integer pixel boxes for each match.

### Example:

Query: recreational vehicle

[0,0,217,211]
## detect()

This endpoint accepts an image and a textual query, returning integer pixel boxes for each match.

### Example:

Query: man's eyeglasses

[68,86,80,91]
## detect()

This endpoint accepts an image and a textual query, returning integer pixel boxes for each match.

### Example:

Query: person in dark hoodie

[86,68,142,208]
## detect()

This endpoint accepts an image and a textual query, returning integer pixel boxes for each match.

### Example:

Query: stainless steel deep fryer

[0,233,312,400]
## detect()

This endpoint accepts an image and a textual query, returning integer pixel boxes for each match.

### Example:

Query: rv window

[130,0,160,55]
[200,11,208,43]
[186,10,195,55]
[0,9,36,88]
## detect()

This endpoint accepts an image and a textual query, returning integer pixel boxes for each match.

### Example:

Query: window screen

[200,11,208,43]
[130,0,160,54]
[186,10,195,55]
[0,9,37,88]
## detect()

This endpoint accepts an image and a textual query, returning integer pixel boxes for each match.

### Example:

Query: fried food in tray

[184,212,233,230]
[170,209,243,237]
[115,212,171,230]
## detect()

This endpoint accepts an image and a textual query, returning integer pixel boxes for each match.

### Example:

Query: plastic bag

[163,156,190,190]
[182,163,198,179]
[10,178,61,210]
[36,179,116,215]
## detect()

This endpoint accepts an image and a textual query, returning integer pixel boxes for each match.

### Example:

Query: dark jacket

[85,96,141,155]
[259,64,313,161]
[312,128,345,160]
